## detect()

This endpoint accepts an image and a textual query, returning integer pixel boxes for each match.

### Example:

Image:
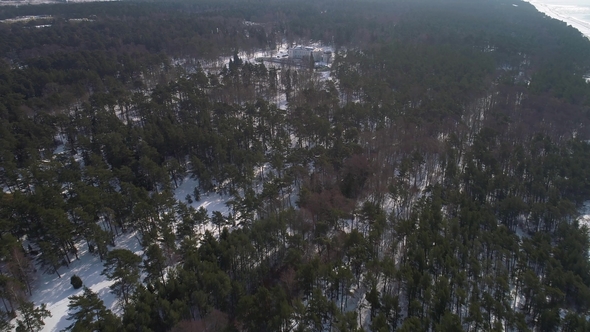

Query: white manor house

[287,45,332,63]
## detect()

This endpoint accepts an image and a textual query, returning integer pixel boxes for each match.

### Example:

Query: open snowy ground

[173,176,231,217]
[26,231,143,332]
[524,0,590,38]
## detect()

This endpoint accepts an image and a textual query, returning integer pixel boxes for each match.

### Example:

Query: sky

[524,0,590,38]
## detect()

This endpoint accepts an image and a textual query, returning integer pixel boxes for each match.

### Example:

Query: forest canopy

[1,0,590,331]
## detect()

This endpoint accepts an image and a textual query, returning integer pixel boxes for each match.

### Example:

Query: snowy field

[524,0,590,38]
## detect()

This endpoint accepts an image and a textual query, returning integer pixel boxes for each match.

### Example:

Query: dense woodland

[2,0,590,331]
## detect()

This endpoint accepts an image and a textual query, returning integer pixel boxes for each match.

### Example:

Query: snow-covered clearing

[26,231,142,332]
[173,176,231,218]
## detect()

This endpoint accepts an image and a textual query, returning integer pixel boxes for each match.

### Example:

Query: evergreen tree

[37,241,63,278]
[64,287,120,332]
[15,301,51,332]
[1,235,34,295]
[0,310,12,332]
[102,249,142,306]
[143,243,167,286]
[211,211,227,234]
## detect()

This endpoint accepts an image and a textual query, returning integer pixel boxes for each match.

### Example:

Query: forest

[1,0,590,331]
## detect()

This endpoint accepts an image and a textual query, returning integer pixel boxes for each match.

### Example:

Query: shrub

[70,275,83,289]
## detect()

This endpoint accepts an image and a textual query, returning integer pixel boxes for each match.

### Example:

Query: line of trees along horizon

[2,0,590,331]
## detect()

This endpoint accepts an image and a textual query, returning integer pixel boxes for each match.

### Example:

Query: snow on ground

[19,176,233,332]
[27,231,143,332]
[52,143,65,156]
[318,70,332,81]
[524,0,590,38]
[577,201,590,258]
[277,93,288,110]
[173,177,231,217]
[52,134,66,156]
[578,201,590,227]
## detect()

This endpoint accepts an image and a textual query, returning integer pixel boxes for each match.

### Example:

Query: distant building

[288,45,333,63]
[288,46,313,59]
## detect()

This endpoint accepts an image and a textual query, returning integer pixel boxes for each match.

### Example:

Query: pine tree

[211,211,226,234]
[102,249,142,306]
[64,287,120,332]
[143,244,167,285]
[0,310,12,332]
[176,203,196,240]
[87,223,113,261]
[1,235,34,295]
[0,274,21,314]
[37,241,62,278]
[15,301,51,332]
